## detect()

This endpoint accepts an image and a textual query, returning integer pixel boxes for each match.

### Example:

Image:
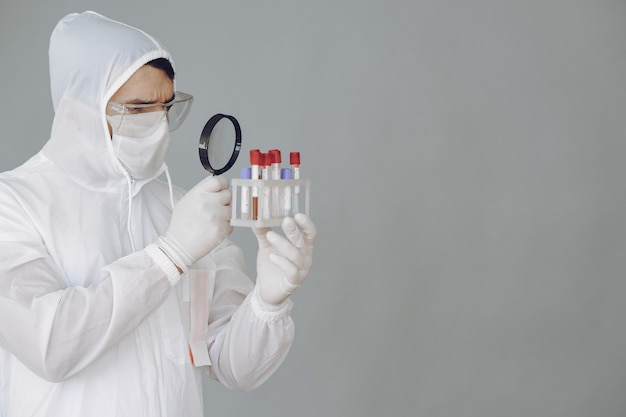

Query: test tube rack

[230,178,310,227]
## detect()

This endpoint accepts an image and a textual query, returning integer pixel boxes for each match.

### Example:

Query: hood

[42,11,173,191]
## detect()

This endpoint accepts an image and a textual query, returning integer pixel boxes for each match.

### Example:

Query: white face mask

[108,112,170,179]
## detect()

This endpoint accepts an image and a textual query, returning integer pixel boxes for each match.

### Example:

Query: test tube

[261,152,271,220]
[269,149,282,217]
[290,152,300,213]
[240,167,251,220]
[250,150,261,220]
[281,168,293,217]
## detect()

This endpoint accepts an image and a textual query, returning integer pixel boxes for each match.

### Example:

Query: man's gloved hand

[158,176,233,271]
[253,213,316,306]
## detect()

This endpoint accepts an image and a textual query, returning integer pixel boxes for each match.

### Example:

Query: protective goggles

[106,91,193,137]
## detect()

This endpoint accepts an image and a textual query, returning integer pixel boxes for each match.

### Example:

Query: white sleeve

[0,195,176,382]
[200,241,295,392]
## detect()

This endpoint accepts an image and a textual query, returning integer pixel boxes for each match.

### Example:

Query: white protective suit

[0,11,295,417]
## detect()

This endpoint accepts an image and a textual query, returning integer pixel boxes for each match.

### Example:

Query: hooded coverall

[0,11,294,416]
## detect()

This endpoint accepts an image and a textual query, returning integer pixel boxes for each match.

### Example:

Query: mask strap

[124,173,137,252]
[123,166,172,253]
[164,165,175,209]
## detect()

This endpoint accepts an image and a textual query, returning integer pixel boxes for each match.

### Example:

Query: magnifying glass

[198,114,242,175]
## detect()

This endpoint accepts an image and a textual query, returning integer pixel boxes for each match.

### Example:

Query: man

[0,11,316,416]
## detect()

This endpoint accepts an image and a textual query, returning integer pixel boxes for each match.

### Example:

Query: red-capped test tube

[269,150,282,217]
[290,152,301,212]
[269,150,282,179]
[250,149,261,220]
[260,153,271,219]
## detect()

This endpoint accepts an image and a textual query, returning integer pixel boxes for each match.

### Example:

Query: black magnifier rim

[198,113,242,175]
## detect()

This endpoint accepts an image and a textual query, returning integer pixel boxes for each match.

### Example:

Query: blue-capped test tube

[240,167,251,220]
[281,168,293,217]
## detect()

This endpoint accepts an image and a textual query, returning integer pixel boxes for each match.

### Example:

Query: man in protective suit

[0,11,316,416]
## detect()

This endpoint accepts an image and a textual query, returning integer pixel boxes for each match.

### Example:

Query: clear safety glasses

[106,91,194,137]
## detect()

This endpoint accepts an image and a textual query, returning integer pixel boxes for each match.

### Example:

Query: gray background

[2,1,626,416]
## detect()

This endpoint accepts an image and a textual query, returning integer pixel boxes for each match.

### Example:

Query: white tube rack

[230,179,310,227]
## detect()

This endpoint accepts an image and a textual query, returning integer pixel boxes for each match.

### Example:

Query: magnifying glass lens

[208,119,236,170]
[199,114,242,175]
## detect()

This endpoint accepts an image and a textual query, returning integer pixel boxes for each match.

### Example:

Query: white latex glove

[158,176,233,271]
[253,213,316,306]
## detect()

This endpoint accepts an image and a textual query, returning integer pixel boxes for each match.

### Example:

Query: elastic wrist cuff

[250,285,293,322]
[156,236,189,274]
[145,243,182,286]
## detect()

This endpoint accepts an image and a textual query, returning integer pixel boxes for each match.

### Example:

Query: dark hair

[146,58,175,81]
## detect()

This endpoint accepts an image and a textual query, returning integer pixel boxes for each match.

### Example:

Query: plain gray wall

[2,1,626,416]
